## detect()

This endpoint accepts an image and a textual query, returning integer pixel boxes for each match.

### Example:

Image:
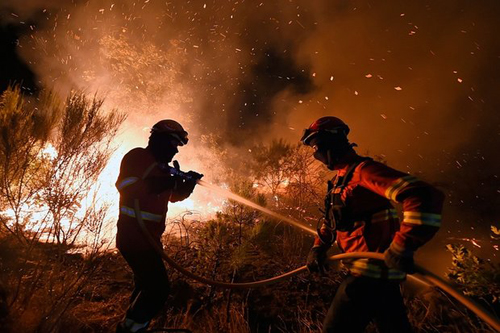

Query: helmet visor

[301,128,318,146]
[169,132,189,146]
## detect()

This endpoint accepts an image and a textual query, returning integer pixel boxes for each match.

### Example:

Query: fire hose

[133,198,500,332]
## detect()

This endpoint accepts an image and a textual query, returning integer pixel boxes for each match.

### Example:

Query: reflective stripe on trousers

[120,205,163,223]
[346,259,406,280]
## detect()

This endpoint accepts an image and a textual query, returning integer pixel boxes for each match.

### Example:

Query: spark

[470,239,481,248]
[394,86,402,91]
[296,20,305,29]
[448,237,483,248]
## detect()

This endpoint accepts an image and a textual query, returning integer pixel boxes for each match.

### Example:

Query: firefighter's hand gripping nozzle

[158,160,203,199]
[169,160,204,182]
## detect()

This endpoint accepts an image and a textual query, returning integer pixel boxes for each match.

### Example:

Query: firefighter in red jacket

[115,119,202,333]
[302,116,444,333]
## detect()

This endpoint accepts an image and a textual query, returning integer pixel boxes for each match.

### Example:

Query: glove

[317,221,336,246]
[175,177,197,198]
[383,242,415,274]
[172,160,203,181]
[307,246,329,275]
[178,171,203,196]
[186,170,203,181]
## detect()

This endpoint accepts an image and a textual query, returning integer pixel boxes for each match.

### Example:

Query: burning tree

[0,87,59,242]
[0,86,125,332]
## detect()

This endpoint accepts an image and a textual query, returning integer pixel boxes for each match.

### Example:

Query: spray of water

[197,180,316,236]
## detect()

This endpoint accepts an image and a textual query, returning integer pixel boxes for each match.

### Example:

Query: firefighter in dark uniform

[115,120,202,333]
[302,116,445,333]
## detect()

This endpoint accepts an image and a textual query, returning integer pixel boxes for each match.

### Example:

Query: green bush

[446,240,500,305]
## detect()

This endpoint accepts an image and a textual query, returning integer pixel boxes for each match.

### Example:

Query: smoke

[1,0,316,143]
[2,0,500,240]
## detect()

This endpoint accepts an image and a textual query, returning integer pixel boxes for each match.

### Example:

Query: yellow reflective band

[403,211,441,227]
[349,258,369,268]
[346,260,406,279]
[371,209,398,223]
[117,177,139,191]
[349,266,381,278]
[350,259,383,273]
[388,270,407,279]
[142,162,158,180]
[120,205,163,222]
[384,175,419,202]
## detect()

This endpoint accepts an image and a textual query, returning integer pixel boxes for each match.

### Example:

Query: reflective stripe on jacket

[115,147,186,251]
[315,157,444,280]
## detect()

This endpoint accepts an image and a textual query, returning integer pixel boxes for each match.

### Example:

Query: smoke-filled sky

[1,0,499,261]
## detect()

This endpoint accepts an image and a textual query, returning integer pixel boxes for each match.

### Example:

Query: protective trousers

[119,249,170,324]
[322,275,412,333]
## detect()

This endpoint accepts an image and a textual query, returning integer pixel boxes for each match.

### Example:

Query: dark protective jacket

[115,147,190,251]
[314,156,445,279]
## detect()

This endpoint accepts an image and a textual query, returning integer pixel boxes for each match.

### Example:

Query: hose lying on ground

[133,199,500,332]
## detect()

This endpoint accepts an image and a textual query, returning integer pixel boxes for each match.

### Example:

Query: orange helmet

[151,119,188,146]
[301,116,349,146]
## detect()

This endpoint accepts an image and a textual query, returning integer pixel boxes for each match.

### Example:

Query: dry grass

[2,223,498,333]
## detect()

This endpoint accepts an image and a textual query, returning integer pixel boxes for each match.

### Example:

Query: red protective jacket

[115,147,190,251]
[315,156,445,279]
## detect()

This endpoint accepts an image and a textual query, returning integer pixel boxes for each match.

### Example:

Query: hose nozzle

[164,160,203,181]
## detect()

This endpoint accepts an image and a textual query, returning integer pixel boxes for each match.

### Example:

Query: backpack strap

[323,157,372,232]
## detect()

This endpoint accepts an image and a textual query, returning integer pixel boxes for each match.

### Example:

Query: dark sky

[1,0,499,264]
[0,22,37,92]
